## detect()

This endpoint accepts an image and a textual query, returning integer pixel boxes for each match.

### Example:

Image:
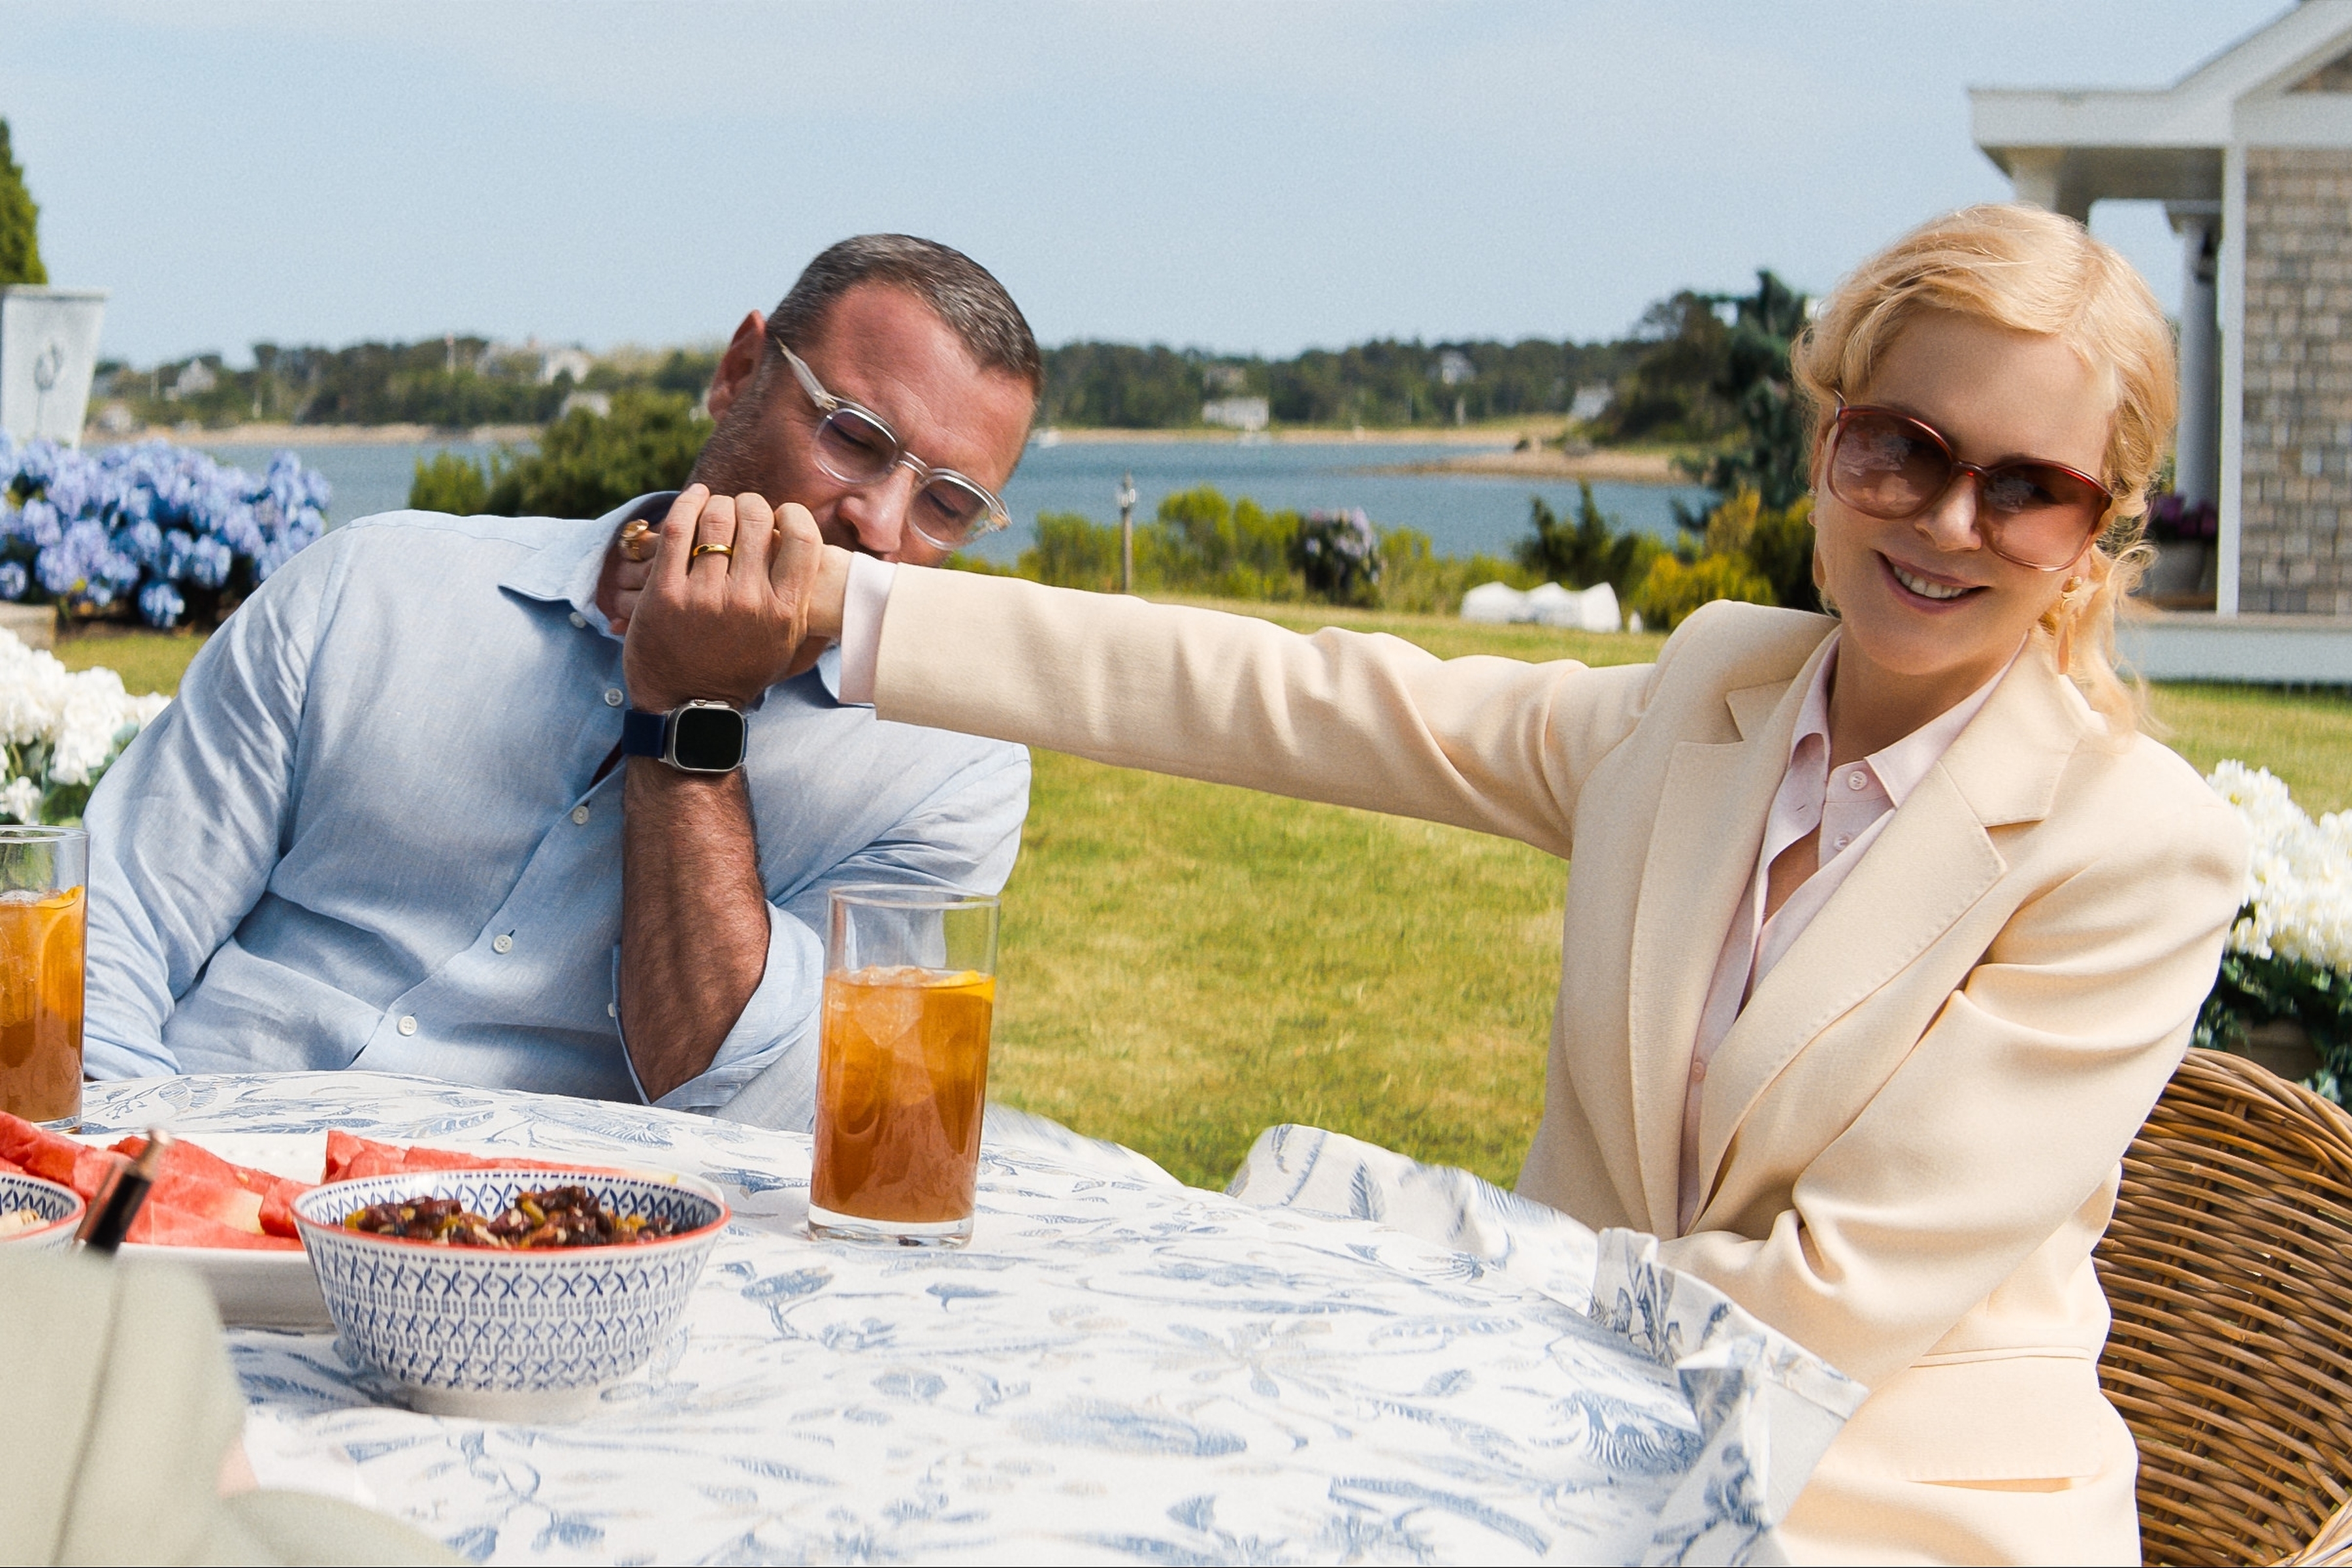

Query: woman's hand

[621,485,830,710]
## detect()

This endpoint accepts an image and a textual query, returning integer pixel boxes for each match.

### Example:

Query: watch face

[670,705,747,772]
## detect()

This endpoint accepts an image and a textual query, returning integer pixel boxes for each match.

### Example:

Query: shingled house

[1973,1,2352,679]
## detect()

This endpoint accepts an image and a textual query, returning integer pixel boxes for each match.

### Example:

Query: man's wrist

[621,700,749,773]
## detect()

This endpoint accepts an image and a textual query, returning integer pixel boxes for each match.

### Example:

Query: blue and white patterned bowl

[0,1171,83,1251]
[293,1169,728,1421]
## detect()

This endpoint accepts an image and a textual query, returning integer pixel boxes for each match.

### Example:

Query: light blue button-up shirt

[80,498,1030,1121]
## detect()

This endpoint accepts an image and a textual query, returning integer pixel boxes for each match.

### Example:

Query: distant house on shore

[165,359,218,400]
[1974,0,2352,623]
[1201,395,1270,433]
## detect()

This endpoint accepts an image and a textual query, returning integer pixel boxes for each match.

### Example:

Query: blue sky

[0,1,2294,366]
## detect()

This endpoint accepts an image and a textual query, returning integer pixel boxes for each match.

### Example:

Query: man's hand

[621,485,829,711]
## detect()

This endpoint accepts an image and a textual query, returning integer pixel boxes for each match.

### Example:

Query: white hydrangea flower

[2207,760,2352,975]
[0,776,41,824]
[0,628,171,819]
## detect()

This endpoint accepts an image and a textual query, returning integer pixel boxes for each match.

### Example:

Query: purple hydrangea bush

[0,434,329,629]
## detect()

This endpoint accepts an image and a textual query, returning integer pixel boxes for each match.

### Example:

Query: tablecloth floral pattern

[82,1073,1861,1566]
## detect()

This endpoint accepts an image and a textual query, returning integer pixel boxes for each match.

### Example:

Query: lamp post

[1117,470,1137,594]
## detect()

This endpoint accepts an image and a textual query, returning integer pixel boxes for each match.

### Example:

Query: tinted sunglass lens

[815,408,896,482]
[1833,415,1950,517]
[1981,463,2108,568]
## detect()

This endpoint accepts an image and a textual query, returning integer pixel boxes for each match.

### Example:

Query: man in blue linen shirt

[80,235,1037,1126]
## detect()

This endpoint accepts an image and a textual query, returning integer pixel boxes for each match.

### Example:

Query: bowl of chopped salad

[292,1168,728,1420]
[0,1171,84,1251]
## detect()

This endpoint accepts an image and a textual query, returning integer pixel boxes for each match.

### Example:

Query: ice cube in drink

[811,964,994,1228]
[0,885,86,1126]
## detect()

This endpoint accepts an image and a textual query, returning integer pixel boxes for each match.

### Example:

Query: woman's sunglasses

[774,338,1011,551]
[1823,402,2115,572]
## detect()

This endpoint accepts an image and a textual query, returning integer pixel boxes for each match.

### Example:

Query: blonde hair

[1789,203,2177,734]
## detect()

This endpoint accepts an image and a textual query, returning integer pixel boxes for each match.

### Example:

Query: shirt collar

[494,490,847,704]
[1786,631,2021,810]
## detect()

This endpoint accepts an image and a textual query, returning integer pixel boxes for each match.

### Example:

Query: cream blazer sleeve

[868,566,2247,1411]
[873,570,1665,855]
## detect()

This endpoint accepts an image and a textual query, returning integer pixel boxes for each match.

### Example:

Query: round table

[82,1071,1857,1565]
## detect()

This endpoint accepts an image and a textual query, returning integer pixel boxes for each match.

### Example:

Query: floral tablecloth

[81,1072,1862,1566]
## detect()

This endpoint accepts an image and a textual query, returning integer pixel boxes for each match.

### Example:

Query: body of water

[200,439,506,527]
[192,436,1713,565]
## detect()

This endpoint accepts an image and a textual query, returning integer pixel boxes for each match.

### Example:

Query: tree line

[92,270,1806,447]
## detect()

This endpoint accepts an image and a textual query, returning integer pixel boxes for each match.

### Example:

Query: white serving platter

[76,1130,333,1330]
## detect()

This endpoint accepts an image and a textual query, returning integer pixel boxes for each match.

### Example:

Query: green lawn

[53,612,2352,1188]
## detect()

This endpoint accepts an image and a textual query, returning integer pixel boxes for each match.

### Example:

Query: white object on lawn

[1460,579,1622,632]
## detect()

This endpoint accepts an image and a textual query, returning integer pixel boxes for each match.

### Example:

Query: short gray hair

[770,235,1041,395]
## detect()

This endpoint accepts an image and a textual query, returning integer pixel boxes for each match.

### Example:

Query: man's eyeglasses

[1823,402,2116,571]
[774,338,1011,551]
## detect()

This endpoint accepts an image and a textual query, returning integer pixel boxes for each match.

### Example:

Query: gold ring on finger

[618,518,656,562]
[691,543,734,561]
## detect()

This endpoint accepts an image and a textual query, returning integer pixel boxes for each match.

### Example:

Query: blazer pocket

[1837,1355,2115,1483]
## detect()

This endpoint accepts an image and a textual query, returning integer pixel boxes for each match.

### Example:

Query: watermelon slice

[323,1130,638,1184]
[0,1111,105,1193]
[127,1199,300,1250]
[109,1135,268,1235]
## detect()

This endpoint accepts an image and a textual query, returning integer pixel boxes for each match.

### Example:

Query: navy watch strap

[619,708,666,759]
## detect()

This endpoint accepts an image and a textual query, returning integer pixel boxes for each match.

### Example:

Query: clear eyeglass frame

[774,338,1012,552]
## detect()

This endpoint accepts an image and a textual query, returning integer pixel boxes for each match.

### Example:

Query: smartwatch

[619,700,749,774]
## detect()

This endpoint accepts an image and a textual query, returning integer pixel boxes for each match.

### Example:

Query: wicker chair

[2095,1048,2352,1565]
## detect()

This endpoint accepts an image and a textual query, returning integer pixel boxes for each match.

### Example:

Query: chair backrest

[2095,1048,2352,1566]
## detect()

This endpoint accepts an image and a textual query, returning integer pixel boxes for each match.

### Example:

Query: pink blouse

[1675,634,2014,1233]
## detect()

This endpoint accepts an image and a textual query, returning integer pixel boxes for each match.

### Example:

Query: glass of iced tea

[809,885,1000,1247]
[0,826,87,1130]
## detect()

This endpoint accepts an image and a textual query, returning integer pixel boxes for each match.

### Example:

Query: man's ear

[706,310,770,423]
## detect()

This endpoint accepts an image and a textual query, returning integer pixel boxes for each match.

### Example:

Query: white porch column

[2217,143,2247,617]
[2170,205,2222,505]
[2006,148,2064,211]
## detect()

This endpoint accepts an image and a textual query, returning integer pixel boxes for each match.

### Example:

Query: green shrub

[486,389,710,518]
[1699,487,1816,612]
[1019,512,1124,591]
[1514,484,1663,598]
[1631,552,1775,630]
[408,450,489,515]
[406,390,715,519]
[1377,527,1533,614]
[0,120,45,289]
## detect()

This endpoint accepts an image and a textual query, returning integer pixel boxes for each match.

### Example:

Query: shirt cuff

[837,553,897,706]
[611,900,825,1120]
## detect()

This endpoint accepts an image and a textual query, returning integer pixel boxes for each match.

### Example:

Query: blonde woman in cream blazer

[632,208,2246,1563]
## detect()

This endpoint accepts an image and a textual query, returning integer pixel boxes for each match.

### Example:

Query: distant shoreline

[84,422,540,449]
[1038,425,1531,447]
[77,419,1685,485]
[1368,448,1682,484]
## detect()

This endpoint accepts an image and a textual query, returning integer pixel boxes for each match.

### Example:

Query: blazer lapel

[1623,640,1831,1236]
[1687,649,2093,1220]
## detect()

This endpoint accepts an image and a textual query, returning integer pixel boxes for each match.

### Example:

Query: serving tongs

[75,1126,172,1254]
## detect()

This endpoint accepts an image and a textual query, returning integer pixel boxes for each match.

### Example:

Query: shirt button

[604,687,624,708]
[397,1015,418,1036]
[568,612,587,629]
[1834,833,1852,850]
[608,1002,619,1019]
[1846,771,1868,791]
[1690,1057,1707,1082]
[570,805,591,826]
[492,934,514,954]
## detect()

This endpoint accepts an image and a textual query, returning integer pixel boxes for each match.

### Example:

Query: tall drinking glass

[0,826,88,1130]
[809,885,1000,1248]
